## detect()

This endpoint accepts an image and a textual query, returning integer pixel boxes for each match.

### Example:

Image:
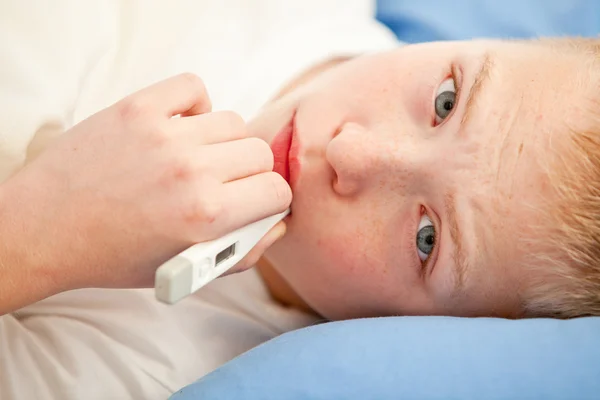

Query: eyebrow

[444,191,468,291]
[459,53,494,133]
[445,54,494,291]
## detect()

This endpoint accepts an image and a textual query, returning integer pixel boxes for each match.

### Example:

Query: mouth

[270,110,300,190]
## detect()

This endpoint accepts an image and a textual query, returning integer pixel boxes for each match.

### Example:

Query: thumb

[222,220,287,276]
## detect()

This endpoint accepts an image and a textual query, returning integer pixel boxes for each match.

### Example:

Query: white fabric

[1,270,320,399]
[0,1,398,399]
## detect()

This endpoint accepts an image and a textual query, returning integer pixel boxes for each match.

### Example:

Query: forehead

[464,41,585,184]
[443,41,587,313]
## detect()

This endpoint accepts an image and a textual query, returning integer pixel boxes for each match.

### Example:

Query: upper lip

[270,111,297,185]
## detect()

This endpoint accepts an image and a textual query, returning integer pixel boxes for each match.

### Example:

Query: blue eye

[416,215,435,262]
[434,78,456,125]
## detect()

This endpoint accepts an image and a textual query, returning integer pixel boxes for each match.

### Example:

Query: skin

[0,40,578,321]
[249,40,580,320]
[0,74,291,314]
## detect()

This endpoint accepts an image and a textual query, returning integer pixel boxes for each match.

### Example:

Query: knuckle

[179,72,204,88]
[179,72,211,109]
[116,96,147,121]
[181,179,224,226]
[218,111,245,135]
[168,158,194,182]
[192,195,224,225]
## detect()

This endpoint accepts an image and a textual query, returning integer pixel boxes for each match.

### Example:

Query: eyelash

[432,64,461,127]
[418,206,440,277]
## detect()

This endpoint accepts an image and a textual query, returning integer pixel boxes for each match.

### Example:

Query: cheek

[307,65,409,123]
[275,220,400,319]
[283,221,375,285]
[315,231,374,277]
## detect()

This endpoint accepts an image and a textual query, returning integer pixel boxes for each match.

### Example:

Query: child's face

[248,40,575,320]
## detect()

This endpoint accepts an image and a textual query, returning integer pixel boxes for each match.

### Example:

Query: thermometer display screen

[216,243,236,266]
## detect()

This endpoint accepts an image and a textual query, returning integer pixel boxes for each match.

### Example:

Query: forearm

[0,178,63,314]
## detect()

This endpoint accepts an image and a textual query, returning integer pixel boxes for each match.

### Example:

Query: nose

[325,123,393,196]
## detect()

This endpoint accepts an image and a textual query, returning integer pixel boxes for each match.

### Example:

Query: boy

[2,2,600,400]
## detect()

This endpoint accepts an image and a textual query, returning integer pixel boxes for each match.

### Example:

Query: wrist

[0,177,66,313]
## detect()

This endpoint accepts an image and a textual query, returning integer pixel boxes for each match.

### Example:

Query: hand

[1,73,291,296]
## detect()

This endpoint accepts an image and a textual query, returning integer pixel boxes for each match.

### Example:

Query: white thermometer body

[155,209,290,304]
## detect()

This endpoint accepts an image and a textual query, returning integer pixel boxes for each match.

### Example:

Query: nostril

[327,160,356,197]
[331,169,339,192]
[332,174,361,197]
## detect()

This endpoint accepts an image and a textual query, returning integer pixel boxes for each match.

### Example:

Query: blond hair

[524,37,600,318]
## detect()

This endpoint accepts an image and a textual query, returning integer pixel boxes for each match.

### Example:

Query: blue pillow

[376,0,600,43]
[171,317,600,399]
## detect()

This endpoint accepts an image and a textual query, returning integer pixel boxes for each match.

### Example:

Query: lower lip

[270,112,300,189]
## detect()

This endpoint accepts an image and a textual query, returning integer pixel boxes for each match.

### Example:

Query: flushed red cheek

[315,232,378,279]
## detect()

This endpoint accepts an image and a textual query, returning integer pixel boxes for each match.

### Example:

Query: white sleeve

[0,0,117,182]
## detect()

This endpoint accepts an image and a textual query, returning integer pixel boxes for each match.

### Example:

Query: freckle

[518,143,523,155]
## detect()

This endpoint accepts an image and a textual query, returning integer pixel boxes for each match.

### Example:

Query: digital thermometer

[155,209,290,304]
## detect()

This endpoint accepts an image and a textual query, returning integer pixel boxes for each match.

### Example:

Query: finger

[126,73,211,117]
[214,172,292,236]
[170,110,247,144]
[197,137,274,182]
[223,221,287,276]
